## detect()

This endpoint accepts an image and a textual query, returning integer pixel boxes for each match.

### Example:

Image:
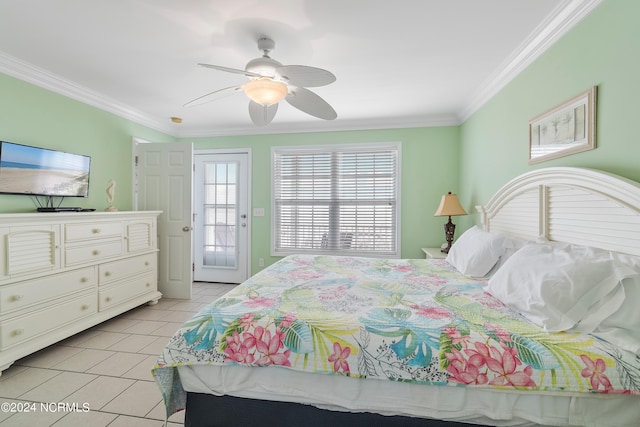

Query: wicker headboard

[476,167,640,257]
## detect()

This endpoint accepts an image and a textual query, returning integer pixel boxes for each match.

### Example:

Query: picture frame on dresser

[528,86,597,164]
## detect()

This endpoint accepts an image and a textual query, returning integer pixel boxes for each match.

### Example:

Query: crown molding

[459,0,603,123]
[0,0,603,137]
[0,51,175,135]
[175,114,460,138]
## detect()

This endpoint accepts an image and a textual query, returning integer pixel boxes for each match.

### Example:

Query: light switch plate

[253,208,265,217]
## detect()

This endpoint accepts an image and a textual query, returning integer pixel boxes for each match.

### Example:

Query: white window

[272,142,401,257]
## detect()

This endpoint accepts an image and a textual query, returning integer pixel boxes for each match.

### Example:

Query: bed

[153,167,640,426]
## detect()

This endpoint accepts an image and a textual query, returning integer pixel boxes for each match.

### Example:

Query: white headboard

[476,167,640,257]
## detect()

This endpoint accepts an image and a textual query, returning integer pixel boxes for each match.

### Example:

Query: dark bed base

[185,392,476,427]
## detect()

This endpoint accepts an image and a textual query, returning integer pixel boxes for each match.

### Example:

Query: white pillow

[446,226,505,277]
[562,249,640,336]
[485,236,529,278]
[485,242,637,332]
[591,274,640,353]
[574,282,626,334]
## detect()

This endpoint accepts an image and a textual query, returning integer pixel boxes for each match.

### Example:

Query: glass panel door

[194,152,249,283]
[203,161,238,268]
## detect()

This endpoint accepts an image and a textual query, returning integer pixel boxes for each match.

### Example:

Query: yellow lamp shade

[434,192,467,217]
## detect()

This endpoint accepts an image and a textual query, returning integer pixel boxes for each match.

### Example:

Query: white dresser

[0,210,162,374]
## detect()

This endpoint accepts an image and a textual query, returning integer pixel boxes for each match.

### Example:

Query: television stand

[37,207,83,212]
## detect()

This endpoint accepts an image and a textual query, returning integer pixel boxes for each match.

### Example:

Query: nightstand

[421,247,447,259]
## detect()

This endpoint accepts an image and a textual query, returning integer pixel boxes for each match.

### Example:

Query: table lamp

[434,192,467,253]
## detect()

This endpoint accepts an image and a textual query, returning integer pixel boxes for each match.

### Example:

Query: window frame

[270,142,401,258]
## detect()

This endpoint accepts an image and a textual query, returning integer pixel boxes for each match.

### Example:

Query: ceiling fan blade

[183,85,243,108]
[198,63,261,78]
[277,65,336,87]
[248,101,278,126]
[286,87,337,120]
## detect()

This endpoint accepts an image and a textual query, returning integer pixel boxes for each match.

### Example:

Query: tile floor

[0,282,236,427]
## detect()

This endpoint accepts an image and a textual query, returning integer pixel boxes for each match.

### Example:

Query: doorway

[134,140,194,299]
[193,151,250,283]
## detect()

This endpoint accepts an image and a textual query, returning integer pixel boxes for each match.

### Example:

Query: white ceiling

[0,0,601,138]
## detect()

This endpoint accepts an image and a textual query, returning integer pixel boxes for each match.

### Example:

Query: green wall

[459,0,640,228]
[187,126,460,272]
[0,70,460,272]
[1,0,636,275]
[0,73,175,213]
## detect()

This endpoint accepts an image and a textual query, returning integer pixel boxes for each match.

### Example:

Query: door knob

[240,214,247,219]
[182,226,192,232]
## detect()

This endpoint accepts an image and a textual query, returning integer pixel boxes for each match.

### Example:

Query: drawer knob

[104,271,111,277]
[92,250,100,256]
[80,277,88,283]
[81,304,90,310]
[105,296,112,302]
[146,282,151,287]
[10,294,23,302]
[145,261,150,266]
[92,228,101,234]
[11,329,24,337]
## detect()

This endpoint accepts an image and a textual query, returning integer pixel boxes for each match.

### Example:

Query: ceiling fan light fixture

[244,78,288,106]
[188,37,336,122]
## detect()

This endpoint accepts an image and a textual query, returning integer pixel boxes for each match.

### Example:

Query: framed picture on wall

[528,86,597,164]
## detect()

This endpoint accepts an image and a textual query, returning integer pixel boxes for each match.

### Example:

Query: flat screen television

[0,141,91,203]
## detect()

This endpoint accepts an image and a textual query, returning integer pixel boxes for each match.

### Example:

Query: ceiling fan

[185,37,337,126]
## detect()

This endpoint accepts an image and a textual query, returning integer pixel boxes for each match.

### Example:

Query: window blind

[272,143,400,256]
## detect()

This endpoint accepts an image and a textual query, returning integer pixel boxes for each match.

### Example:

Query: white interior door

[135,140,193,299]
[194,152,249,283]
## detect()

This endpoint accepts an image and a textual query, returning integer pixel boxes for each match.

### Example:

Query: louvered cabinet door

[0,225,61,280]
[125,219,156,254]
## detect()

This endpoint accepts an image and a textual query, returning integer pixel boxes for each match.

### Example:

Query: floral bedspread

[153,255,640,417]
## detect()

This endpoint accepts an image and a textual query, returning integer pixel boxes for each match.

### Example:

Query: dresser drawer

[65,240,123,266]
[0,267,95,313]
[65,221,123,242]
[98,271,156,311]
[98,253,156,286]
[0,293,96,350]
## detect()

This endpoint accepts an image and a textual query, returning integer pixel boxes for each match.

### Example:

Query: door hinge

[192,263,194,272]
